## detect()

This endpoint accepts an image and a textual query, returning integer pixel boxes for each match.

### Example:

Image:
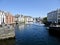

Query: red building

[5,12,15,24]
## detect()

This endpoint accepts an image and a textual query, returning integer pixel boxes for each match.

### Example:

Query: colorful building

[5,12,15,24]
[15,14,33,24]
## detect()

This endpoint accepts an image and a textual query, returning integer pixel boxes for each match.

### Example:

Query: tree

[42,17,47,24]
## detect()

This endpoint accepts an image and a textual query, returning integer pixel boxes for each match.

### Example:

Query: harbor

[15,23,60,45]
[0,0,60,45]
[0,23,60,45]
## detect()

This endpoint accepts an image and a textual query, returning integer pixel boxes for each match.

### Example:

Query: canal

[0,23,60,45]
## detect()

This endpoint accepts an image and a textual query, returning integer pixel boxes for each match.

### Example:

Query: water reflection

[25,22,34,24]
[15,24,60,45]
[48,29,60,38]
[15,24,49,45]
[0,39,15,45]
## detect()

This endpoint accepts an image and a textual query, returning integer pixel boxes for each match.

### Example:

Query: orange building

[5,12,15,24]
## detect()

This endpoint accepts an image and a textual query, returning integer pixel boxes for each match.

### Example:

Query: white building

[47,9,60,24]
[18,15,24,23]
[24,16,33,24]
[15,14,24,23]
[26,17,33,22]
[0,10,6,25]
[15,14,33,24]
[24,16,33,22]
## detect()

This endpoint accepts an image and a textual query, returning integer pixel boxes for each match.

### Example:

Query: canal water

[0,23,60,45]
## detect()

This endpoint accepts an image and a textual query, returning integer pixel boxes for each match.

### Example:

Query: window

[58,13,60,15]
[58,19,60,22]
[58,16,60,18]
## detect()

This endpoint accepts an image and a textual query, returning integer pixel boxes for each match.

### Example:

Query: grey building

[47,9,60,24]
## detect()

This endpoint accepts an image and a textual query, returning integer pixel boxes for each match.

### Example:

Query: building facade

[5,12,15,24]
[18,15,25,23]
[24,16,33,23]
[15,14,33,24]
[47,9,60,24]
[15,14,25,23]
[0,10,6,25]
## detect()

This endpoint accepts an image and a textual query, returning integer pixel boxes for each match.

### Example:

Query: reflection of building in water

[25,21,33,24]
[19,25,25,30]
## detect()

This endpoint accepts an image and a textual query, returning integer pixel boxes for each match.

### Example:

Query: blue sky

[0,0,60,18]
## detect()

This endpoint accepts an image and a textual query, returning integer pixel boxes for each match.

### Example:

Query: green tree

[42,17,47,24]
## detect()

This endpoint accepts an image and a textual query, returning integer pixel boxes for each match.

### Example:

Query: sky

[0,0,60,18]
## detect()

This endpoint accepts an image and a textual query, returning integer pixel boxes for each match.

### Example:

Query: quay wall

[0,26,15,39]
